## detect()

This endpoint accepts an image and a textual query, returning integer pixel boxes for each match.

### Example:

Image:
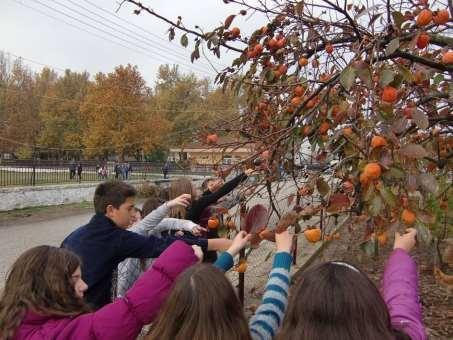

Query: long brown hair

[146,264,252,340]
[168,177,197,219]
[0,246,90,339]
[277,261,411,340]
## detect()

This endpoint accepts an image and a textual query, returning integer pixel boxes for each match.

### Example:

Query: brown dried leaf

[276,211,300,233]
[224,14,236,29]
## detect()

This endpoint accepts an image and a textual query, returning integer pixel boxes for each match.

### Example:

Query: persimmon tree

[123,0,452,259]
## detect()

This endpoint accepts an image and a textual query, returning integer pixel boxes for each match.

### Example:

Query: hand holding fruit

[227,231,252,257]
[394,228,417,253]
[167,194,191,208]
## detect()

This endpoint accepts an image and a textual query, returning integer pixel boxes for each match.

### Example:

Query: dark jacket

[186,172,247,224]
[61,213,207,309]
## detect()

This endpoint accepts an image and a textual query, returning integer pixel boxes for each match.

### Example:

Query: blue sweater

[214,251,292,340]
[62,213,207,309]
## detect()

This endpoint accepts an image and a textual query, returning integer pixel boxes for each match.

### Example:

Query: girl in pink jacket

[0,241,201,340]
[277,228,426,340]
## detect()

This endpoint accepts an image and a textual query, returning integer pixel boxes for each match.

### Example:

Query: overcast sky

[0,0,264,85]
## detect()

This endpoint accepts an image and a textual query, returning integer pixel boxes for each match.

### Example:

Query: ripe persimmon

[441,51,453,65]
[319,121,330,134]
[298,57,308,66]
[236,259,248,273]
[291,96,302,107]
[343,127,353,137]
[381,86,398,103]
[231,27,241,38]
[304,228,321,243]
[416,32,430,48]
[206,133,219,145]
[371,135,387,148]
[401,209,416,225]
[207,217,220,229]
[363,162,382,180]
[433,9,450,25]
[294,85,305,97]
[325,43,334,54]
[416,9,432,26]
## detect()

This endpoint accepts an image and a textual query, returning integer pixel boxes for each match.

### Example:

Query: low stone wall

[0,177,206,212]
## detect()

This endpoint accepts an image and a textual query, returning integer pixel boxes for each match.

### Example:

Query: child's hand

[191,225,207,236]
[192,245,203,263]
[394,228,417,253]
[244,168,254,176]
[227,231,252,257]
[276,230,294,254]
[167,194,191,208]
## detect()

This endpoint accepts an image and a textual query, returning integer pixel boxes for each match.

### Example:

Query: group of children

[0,172,427,340]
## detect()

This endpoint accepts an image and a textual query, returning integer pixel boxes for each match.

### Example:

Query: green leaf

[392,12,405,29]
[180,34,189,48]
[379,69,395,87]
[415,222,432,245]
[360,238,376,257]
[378,185,397,208]
[363,184,375,202]
[369,195,383,217]
[433,73,444,85]
[168,27,175,41]
[384,167,405,180]
[356,67,372,88]
[396,64,413,82]
[340,66,356,91]
[385,38,400,56]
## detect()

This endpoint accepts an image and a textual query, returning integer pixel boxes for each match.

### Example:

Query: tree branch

[123,0,244,53]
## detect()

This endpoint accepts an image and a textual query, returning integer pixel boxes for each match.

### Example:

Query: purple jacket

[382,248,427,340]
[13,241,197,340]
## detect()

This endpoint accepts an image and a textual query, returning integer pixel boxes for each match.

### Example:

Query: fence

[0,159,214,187]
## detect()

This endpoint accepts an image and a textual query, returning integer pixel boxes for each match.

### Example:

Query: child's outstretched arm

[381,228,427,340]
[60,241,202,340]
[249,230,293,340]
[153,218,206,236]
[130,194,192,236]
[214,231,251,271]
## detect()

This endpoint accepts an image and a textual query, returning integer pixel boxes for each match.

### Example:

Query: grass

[0,201,93,224]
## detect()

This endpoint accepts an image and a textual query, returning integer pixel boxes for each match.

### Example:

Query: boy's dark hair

[93,180,137,214]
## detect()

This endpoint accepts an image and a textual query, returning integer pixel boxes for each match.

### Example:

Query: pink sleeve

[381,248,427,340]
[69,241,197,340]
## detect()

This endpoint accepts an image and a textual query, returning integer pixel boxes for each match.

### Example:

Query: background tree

[38,69,88,159]
[81,64,170,160]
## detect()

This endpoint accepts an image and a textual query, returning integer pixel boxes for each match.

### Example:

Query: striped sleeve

[249,251,292,340]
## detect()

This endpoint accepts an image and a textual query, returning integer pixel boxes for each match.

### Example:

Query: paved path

[0,212,92,288]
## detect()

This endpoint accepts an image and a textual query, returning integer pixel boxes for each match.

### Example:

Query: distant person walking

[76,163,83,183]
[69,161,76,180]
[162,161,170,179]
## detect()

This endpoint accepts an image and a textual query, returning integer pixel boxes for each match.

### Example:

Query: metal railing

[0,160,214,187]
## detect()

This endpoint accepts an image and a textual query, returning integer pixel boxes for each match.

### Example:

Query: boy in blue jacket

[62,180,231,309]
